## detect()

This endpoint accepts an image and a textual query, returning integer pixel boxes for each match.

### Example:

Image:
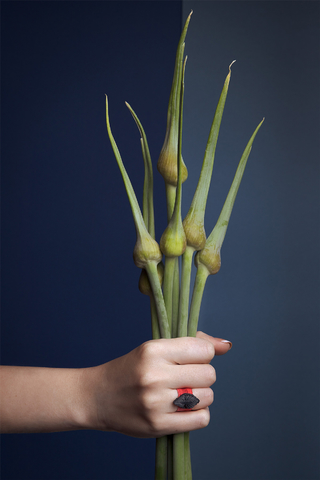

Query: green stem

[188,264,209,337]
[150,295,160,340]
[166,183,176,221]
[171,258,180,338]
[162,256,176,333]
[146,262,171,339]
[178,245,195,337]
[167,434,174,480]
[184,432,192,480]
[173,432,185,480]
[155,436,168,480]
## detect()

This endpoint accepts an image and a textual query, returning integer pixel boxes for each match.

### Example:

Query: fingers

[166,363,216,389]
[156,408,211,437]
[153,336,216,365]
[149,332,232,368]
[196,331,232,356]
[169,407,211,434]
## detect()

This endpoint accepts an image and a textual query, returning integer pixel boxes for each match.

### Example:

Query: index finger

[154,337,215,365]
[196,331,232,356]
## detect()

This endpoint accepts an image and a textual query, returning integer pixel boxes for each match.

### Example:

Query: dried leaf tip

[229,60,236,72]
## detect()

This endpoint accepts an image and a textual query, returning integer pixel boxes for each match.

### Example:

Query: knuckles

[203,364,216,386]
[143,413,165,437]
[203,388,214,406]
[139,389,159,413]
[187,334,215,356]
[201,341,215,362]
[137,394,165,437]
[182,336,216,362]
[197,408,210,429]
[136,340,164,367]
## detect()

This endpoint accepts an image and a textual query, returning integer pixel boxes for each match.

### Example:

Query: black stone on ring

[173,393,200,409]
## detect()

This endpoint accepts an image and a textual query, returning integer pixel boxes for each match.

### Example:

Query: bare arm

[0,332,231,437]
[0,365,87,433]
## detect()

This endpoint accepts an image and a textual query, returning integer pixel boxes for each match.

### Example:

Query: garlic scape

[160,57,187,336]
[183,61,235,250]
[125,102,161,339]
[157,12,192,344]
[105,95,170,339]
[157,12,192,219]
[159,57,188,480]
[188,118,265,337]
[125,102,155,239]
[178,63,234,336]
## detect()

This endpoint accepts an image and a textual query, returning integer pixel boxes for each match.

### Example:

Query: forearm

[0,365,90,434]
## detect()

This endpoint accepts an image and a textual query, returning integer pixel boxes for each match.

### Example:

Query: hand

[81,331,232,438]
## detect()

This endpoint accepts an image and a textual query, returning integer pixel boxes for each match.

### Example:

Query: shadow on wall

[181,2,320,480]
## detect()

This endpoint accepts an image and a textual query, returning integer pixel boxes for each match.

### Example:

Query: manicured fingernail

[221,340,232,350]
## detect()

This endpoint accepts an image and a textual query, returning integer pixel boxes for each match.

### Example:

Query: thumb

[196,331,232,356]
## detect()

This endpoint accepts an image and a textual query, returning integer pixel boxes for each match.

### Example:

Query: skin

[0,331,231,437]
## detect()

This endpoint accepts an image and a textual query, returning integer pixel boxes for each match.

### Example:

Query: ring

[173,387,200,411]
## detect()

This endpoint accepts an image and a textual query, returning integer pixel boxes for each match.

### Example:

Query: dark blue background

[1,1,320,480]
[1,1,180,479]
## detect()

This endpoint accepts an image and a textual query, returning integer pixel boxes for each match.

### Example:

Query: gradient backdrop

[1,1,319,480]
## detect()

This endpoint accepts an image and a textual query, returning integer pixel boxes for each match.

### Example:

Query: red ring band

[177,387,193,397]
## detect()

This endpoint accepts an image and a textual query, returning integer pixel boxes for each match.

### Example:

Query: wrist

[50,367,94,432]
[76,365,111,432]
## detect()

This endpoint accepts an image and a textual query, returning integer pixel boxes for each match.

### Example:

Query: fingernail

[221,340,232,350]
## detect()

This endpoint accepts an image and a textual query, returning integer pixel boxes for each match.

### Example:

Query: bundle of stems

[106,12,263,480]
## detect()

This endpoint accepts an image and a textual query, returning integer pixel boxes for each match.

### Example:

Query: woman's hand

[0,332,231,436]
[81,332,232,438]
